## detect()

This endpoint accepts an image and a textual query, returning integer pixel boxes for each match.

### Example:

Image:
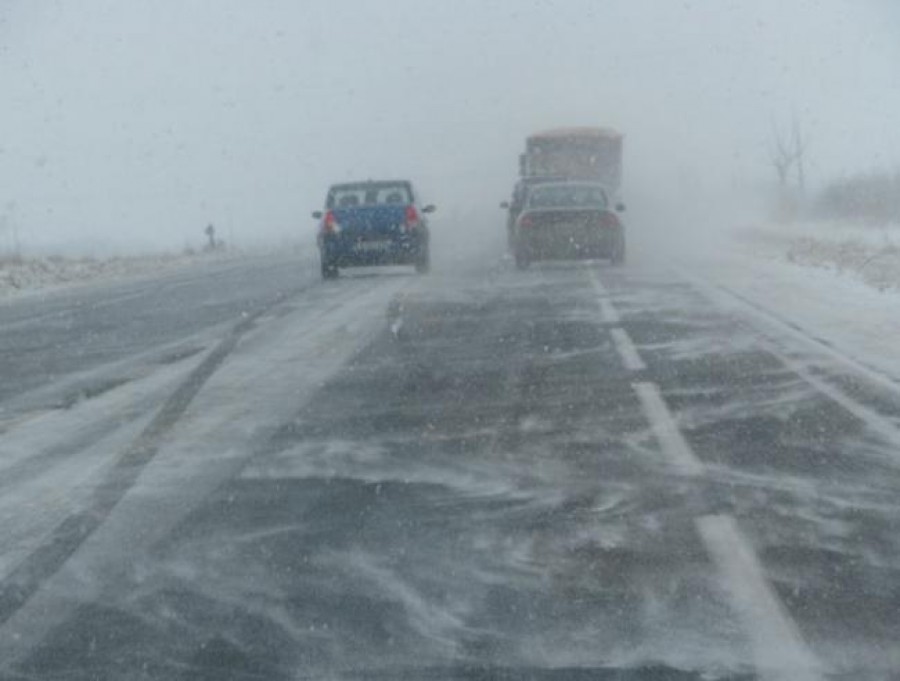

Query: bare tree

[769,115,811,221]
[770,120,796,190]
[791,114,809,194]
[770,115,810,192]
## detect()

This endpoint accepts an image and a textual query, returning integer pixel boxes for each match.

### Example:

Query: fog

[2,0,900,255]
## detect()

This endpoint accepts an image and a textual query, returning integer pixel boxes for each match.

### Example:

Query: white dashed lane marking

[698,515,823,681]
[586,269,622,323]
[610,328,647,372]
[631,381,703,475]
[599,297,620,324]
[589,268,824,681]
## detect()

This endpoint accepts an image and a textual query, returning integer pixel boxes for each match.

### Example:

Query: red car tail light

[599,211,620,229]
[405,205,420,231]
[322,210,338,234]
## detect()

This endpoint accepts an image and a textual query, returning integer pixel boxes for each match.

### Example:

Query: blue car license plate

[355,240,391,252]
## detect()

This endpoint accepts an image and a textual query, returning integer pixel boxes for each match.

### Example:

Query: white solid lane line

[676,264,900,400]
[680,265,900,458]
[631,381,704,476]
[769,346,900,458]
[609,328,647,371]
[697,516,823,681]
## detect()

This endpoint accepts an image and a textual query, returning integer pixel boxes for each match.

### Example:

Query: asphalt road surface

[1,248,899,681]
[0,254,314,414]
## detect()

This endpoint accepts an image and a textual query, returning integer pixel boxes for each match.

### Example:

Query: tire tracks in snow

[0,276,372,628]
[0,294,283,627]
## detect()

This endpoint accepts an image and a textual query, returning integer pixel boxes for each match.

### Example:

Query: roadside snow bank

[678,219,900,382]
[734,221,900,292]
[0,251,232,298]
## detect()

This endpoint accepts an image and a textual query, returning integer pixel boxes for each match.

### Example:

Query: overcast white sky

[2,1,900,254]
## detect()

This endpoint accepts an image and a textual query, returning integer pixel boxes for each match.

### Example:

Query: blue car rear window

[328,184,412,208]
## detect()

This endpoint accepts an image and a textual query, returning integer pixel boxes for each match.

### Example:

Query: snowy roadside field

[682,219,900,382]
[0,253,219,297]
[735,220,900,292]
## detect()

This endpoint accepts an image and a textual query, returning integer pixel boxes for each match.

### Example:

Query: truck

[519,127,623,191]
[504,127,626,267]
[503,127,624,252]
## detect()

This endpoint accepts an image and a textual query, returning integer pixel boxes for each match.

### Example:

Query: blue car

[313,180,435,279]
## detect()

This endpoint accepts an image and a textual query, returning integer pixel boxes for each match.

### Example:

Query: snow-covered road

[0,237,898,680]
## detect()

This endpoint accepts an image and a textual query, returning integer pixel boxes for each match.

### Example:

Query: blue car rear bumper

[320,234,426,267]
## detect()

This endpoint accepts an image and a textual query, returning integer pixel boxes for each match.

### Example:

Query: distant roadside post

[204,223,216,251]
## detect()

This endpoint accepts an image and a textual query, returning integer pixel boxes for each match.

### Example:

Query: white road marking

[636,379,822,679]
[677,265,900,402]
[587,269,607,295]
[678,266,900,461]
[599,298,620,324]
[609,328,647,372]
[632,381,704,475]
[770,346,900,458]
[587,268,621,323]
[584,269,824,679]
[697,515,823,681]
